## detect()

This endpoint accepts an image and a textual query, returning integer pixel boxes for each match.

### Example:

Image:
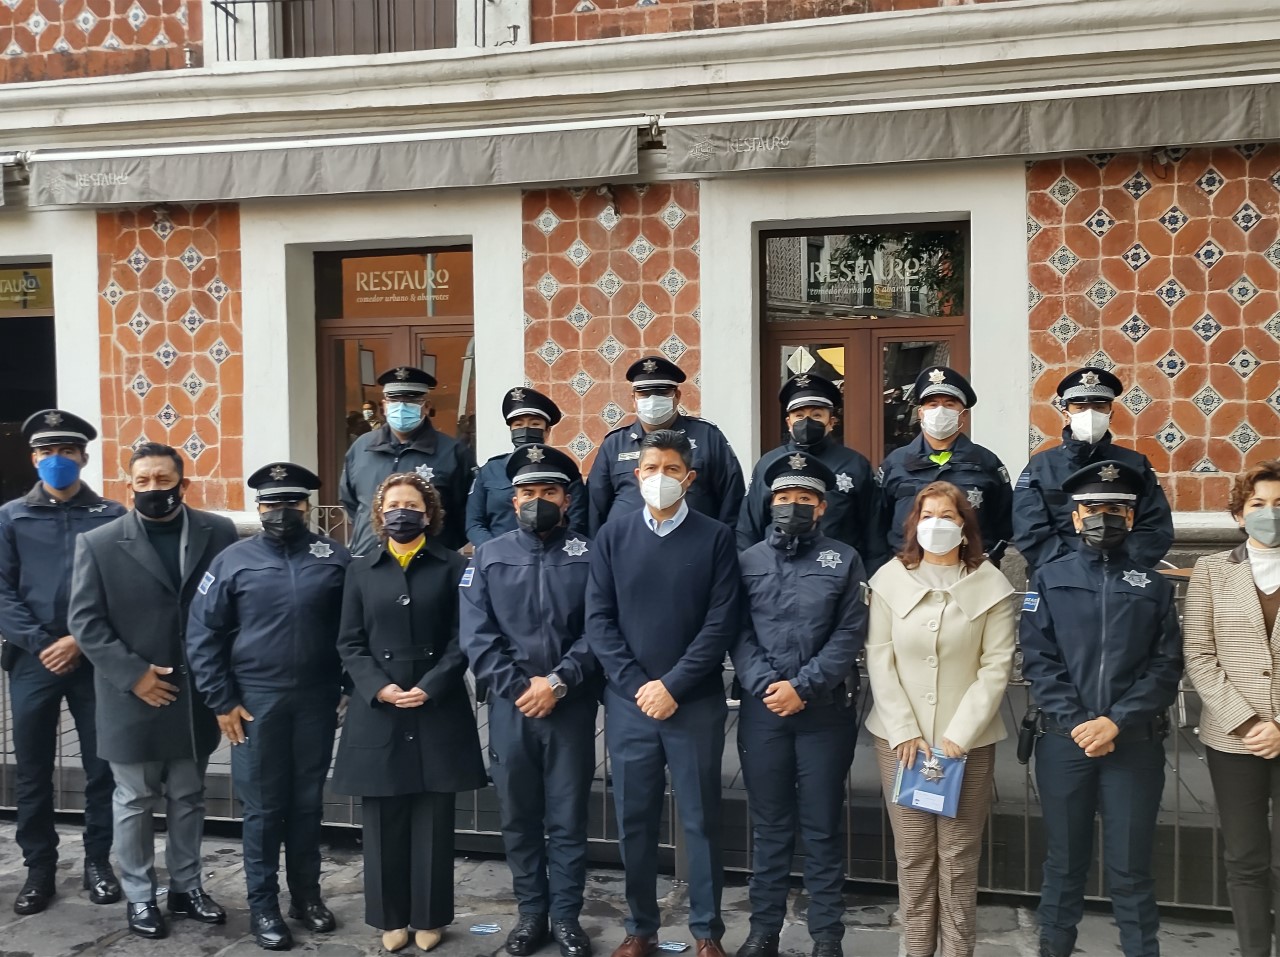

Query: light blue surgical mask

[385,402,424,433]
[36,453,82,491]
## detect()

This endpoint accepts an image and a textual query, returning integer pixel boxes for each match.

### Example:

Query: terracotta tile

[1026,160,1064,193]
[1208,327,1246,365]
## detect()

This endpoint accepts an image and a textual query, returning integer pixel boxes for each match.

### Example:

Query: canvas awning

[25,118,643,207]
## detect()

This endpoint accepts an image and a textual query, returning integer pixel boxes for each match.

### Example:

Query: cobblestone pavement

[0,823,1238,957]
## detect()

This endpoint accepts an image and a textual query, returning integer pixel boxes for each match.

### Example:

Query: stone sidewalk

[0,823,1238,957]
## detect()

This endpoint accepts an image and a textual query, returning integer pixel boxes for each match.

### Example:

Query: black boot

[83,860,122,905]
[13,872,55,916]
[551,918,592,957]
[506,913,550,956]
[810,942,842,957]
[287,898,336,932]
[127,900,168,939]
[735,932,780,957]
[168,888,227,923]
[252,910,294,951]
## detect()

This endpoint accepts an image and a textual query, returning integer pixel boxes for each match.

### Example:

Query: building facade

[0,0,1276,529]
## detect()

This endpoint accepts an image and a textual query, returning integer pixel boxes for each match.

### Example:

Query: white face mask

[636,394,675,426]
[920,406,961,441]
[917,517,964,555]
[641,474,687,510]
[1069,409,1111,444]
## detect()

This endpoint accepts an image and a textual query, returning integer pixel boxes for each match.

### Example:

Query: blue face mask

[385,401,424,433]
[36,453,82,491]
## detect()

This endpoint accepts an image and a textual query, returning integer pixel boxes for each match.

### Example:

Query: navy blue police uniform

[185,463,350,945]
[876,367,1013,563]
[1013,368,1173,574]
[732,452,867,952]
[340,366,473,556]
[465,387,588,546]
[459,444,597,957]
[1019,460,1182,957]
[738,373,884,569]
[0,410,126,912]
[587,356,744,535]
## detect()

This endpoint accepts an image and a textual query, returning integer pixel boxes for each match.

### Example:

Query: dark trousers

[737,697,858,941]
[231,688,338,913]
[488,694,597,920]
[1034,732,1164,957]
[362,791,456,931]
[605,687,726,941]
[8,650,114,874]
[1205,746,1280,957]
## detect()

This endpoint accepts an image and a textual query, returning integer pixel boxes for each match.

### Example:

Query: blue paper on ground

[892,748,966,819]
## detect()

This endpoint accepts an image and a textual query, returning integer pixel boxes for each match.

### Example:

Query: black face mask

[511,427,546,448]
[790,417,827,448]
[135,485,183,520]
[382,508,428,545]
[771,502,818,538]
[1079,512,1129,551]
[517,497,564,535]
[261,507,308,543]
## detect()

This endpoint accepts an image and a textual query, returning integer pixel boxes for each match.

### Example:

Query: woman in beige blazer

[865,480,1015,957]
[1185,460,1280,957]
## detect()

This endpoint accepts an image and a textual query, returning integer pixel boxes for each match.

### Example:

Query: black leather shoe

[168,888,227,923]
[252,910,294,951]
[736,933,779,957]
[13,874,54,915]
[287,898,336,932]
[83,860,122,905]
[552,918,592,957]
[506,913,550,956]
[810,942,842,957]
[127,901,168,939]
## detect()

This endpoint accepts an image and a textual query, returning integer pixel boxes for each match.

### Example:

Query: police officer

[731,452,867,957]
[1020,460,1182,957]
[737,373,883,569]
[587,356,744,535]
[466,387,588,547]
[340,366,473,556]
[460,444,597,957]
[186,463,351,951]
[1013,367,1173,574]
[0,410,125,915]
[877,366,1013,563]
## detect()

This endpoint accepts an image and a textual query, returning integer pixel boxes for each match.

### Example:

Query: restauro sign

[341,251,473,320]
[0,265,53,311]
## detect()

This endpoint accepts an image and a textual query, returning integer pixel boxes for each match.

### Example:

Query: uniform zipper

[1098,550,1110,717]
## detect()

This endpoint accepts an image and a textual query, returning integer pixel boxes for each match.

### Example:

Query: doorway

[759,225,969,465]
[0,263,56,503]
[315,247,475,505]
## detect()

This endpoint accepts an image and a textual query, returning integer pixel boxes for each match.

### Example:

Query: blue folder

[892,748,966,819]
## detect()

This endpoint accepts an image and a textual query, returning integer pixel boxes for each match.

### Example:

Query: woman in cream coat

[866,480,1015,957]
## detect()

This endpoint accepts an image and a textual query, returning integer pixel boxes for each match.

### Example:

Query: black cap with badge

[913,366,977,409]
[1057,366,1123,404]
[248,462,322,504]
[626,355,686,392]
[501,387,562,427]
[505,443,581,487]
[377,366,436,398]
[779,373,842,413]
[22,409,97,448]
[763,450,837,498]
[1060,459,1143,506]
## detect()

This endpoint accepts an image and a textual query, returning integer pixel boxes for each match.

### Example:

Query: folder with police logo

[892,748,966,819]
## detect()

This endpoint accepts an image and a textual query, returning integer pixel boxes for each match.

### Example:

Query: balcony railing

[212,0,458,62]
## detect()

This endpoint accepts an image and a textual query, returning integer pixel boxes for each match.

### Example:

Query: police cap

[914,366,977,409]
[626,355,686,392]
[1061,459,1143,506]
[501,386,562,427]
[505,444,581,487]
[378,366,437,398]
[22,409,97,448]
[1057,366,1123,404]
[779,373,842,413]
[763,450,837,497]
[248,462,322,503]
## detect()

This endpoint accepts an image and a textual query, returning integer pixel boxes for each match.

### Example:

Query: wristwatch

[546,673,568,700]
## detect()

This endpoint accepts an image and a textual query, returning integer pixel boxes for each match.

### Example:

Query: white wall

[698,159,1030,477]
[0,207,105,489]
[238,188,525,505]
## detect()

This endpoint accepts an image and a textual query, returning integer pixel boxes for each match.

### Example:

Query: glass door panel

[318,329,401,503]
[414,328,477,460]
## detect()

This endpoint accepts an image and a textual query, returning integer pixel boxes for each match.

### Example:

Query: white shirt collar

[644,499,689,537]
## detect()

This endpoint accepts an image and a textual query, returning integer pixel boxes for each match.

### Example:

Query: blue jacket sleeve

[585,530,649,697]
[1018,575,1090,729]
[184,556,242,716]
[1127,466,1175,569]
[987,460,1015,562]
[1012,471,1071,571]
[735,460,769,551]
[566,478,590,537]
[661,528,741,700]
[587,446,615,537]
[855,468,890,575]
[791,552,869,701]
[338,444,359,516]
[0,513,54,654]
[1106,585,1183,730]
[438,445,472,550]
[457,555,531,701]
[730,587,780,698]
[465,471,495,547]
[713,436,746,528]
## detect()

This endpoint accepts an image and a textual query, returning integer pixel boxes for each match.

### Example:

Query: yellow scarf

[388,537,425,568]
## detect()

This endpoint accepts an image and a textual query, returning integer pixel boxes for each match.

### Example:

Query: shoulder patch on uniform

[1021,592,1040,612]
[198,572,215,595]
[459,567,475,588]
[1015,470,1031,490]
[998,465,1010,483]
[875,467,885,487]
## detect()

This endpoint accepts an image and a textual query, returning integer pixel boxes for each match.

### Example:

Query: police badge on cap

[1057,366,1123,404]
[501,387,563,427]
[626,355,686,392]
[504,444,581,487]
[248,462,322,503]
[913,366,977,409]
[376,366,436,397]
[1060,459,1143,505]
[22,409,97,448]
[779,373,843,413]
[763,450,837,496]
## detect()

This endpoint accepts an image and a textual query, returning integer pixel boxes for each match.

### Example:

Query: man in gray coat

[69,442,239,940]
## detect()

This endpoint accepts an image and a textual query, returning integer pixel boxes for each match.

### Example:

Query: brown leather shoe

[696,940,727,957]
[610,935,659,957]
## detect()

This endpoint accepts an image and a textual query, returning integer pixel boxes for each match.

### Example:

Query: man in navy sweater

[586,430,742,957]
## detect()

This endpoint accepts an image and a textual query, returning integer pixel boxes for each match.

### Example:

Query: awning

[25,118,642,207]
[664,78,1280,175]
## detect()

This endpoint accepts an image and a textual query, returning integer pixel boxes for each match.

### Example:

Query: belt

[1042,714,1167,743]
[377,646,437,662]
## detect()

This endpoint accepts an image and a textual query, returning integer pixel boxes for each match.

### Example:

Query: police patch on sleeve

[1021,592,1040,612]
[1015,470,1031,490]
[459,567,475,588]
[198,572,215,595]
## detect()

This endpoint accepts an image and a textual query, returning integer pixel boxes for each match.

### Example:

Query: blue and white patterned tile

[534,339,564,366]
[1083,208,1116,237]
[1085,278,1117,309]
[1233,202,1263,233]
[1121,385,1153,416]
[1120,315,1151,342]
[1049,315,1081,343]
[1191,458,1220,474]
[1123,171,1152,200]
[1047,176,1079,206]
[1154,349,1186,378]
[1195,167,1225,196]
[1228,348,1261,378]
[1155,421,1186,452]
[567,432,595,461]
[1047,246,1080,276]
[1085,350,1115,372]
[1229,422,1262,453]
[569,370,595,397]
[1190,384,1224,417]
[1154,278,1187,308]
[1193,239,1224,269]
[1229,276,1259,305]
[566,303,593,331]
[1157,206,1189,234]
[1121,243,1151,272]
[1191,314,1221,342]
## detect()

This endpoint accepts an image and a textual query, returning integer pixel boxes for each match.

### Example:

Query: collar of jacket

[256,528,323,555]
[1073,537,1132,569]
[1058,427,1115,462]
[873,557,1013,622]
[517,524,569,551]
[623,413,690,441]
[366,420,439,455]
[24,480,107,509]
[901,431,979,468]
[1228,540,1250,564]
[786,432,834,456]
[766,523,822,556]
[371,536,450,567]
